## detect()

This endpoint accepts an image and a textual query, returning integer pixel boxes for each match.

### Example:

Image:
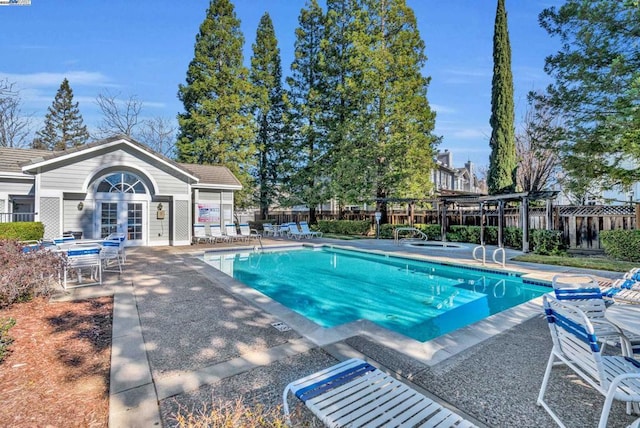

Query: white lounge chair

[538,295,640,428]
[239,223,260,241]
[287,223,310,239]
[299,221,322,238]
[193,223,209,244]
[208,224,228,243]
[225,223,242,242]
[283,358,477,427]
[262,223,276,237]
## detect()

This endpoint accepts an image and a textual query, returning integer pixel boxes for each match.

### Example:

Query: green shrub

[0,222,44,241]
[503,227,522,249]
[531,229,566,256]
[379,224,395,239]
[600,229,640,262]
[0,317,16,363]
[0,240,62,308]
[316,220,371,235]
[415,224,442,240]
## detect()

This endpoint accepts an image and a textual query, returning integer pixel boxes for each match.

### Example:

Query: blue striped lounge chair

[208,224,228,243]
[283,358,478,427]
[552,274,640,353]
[225,224,242,242]
[286,223,310,239]
[238,223,260,241]
[538,295,640,428]
[193,223,209,244]
[299,221,322,238]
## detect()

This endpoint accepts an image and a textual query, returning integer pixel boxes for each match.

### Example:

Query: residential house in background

[433,150,485,194]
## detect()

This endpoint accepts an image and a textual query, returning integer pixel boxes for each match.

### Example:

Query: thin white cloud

[431,104,456,114]
[450,128,490,139]
[440,67,492,84]
[0,70,114,88]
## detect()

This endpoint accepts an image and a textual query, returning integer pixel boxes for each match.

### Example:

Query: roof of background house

[177,163,241,188]
[0,135,241,188]
[0,146,51,175]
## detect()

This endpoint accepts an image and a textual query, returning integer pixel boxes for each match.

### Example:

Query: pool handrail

[472,245,486,266]
[393,227,428,245]
[493,247,506,268]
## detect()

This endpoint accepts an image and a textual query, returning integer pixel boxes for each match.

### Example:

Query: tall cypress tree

[250,13,288,220]
[286,0,329,224]
[177,0,255,205]
[33,78,89,150]
[487,0,516,194]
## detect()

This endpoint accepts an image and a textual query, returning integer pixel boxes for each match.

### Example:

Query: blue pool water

[203,247,549,342]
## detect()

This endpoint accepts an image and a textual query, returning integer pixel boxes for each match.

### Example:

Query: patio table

[605,304,640,336]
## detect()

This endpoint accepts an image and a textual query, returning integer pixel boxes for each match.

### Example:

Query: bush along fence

[262,204,639,251]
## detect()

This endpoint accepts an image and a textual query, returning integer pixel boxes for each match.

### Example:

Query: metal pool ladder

[472,245,506,268]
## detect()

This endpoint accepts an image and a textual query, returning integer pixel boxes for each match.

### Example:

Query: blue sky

[0,0,562,170]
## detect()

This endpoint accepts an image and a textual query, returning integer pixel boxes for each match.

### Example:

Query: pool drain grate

[271,321,292,332]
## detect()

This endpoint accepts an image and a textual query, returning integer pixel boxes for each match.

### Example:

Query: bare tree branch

[95,90,142,138]
[0,79,32,148]
[138,117,177,158]
[516,95,561,192]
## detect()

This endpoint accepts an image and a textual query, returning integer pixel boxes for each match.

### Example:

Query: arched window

[96,172,147,194]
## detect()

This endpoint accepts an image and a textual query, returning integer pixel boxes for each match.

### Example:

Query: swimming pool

[202,247,549,342]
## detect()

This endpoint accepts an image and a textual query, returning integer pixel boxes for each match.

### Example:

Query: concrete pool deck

[54,237,638,427]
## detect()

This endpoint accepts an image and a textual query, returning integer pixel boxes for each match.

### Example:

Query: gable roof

[0,135,241,190]
[0,146,51,178]
[178,163,242,190]
[20,135,199,182]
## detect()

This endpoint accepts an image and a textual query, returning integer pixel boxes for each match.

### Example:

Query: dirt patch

[0,296,112,427]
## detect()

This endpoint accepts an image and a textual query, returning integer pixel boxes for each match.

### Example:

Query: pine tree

[538,0,640,195]
[343,0,437,222]
[250,13,288,220]
[323,0,362,214]
[176,0,256,205]
[33,78,89,150]
[487,0,516,194]
[286,0,330,224]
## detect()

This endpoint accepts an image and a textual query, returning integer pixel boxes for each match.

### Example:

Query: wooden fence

[260,204,640,251]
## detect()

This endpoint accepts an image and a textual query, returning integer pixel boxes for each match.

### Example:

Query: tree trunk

[309,207,317,224]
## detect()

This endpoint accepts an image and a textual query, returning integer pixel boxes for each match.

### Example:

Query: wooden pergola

[436,191,559,252]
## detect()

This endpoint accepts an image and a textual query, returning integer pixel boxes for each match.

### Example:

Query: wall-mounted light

[77,202,84,211]
[157,203,163,211]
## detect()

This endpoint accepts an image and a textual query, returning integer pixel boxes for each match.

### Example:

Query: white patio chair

[224,224,242,242]
[283,358,478,427]
[552,274,639,354]
[538,295,640,428]
[101,239,123,273]
[106,232,126,262]
[287,223,310,239]
[193,223,209,244]
[261,223,276,237]
[238,223,261,241]
[53,235,76,246]
[299,221,322,238]
[208,224,229,243]
[62,246,102,289]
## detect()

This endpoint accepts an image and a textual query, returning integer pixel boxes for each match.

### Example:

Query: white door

[99,201,145,246]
